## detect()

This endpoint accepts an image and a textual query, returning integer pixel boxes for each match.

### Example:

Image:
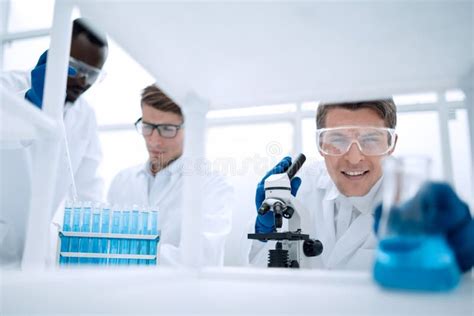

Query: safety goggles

[316,126,396,156]
[68,56,104,85]
[135,118,184,138]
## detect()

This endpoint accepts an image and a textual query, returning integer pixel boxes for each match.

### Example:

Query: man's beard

[150,156,178,175]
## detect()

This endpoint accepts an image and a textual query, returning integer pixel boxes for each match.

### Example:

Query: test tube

[129,207,140,265]
[119,209,131,265]
[60,200,73,265]
[99,205,111,265]
[69,202,82,264]
[138,209,149,265]
[90,203,101,264]
[109,208,121,265]
[149,209,158,265]
[79,202,92,264]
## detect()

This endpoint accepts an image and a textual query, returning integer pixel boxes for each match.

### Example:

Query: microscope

[248,154,323,268]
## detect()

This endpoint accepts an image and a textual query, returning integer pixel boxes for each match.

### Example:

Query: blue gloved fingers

[417,182,473,273]
[36,50,48,66]
[255,182,266,211]
[255,156,292,209]
[374,182,471,235]
[447,219,474,273]
[255,156,298,234]
[33,50,75,76]
[25,90,42,109]
[373,203,382,234]
[255,211,275,234]
[25,49,77,109]
[261,156,292,183]
[25,63,47,108]
[290,176,301,197]
[416,182,471,234]
[68,66,77,77]
[375,181,474,273]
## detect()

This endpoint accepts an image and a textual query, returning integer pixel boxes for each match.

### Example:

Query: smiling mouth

[341,170,369,179]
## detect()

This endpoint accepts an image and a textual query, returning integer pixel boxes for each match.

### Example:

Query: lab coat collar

[318,170,383,214]
[317,172,339,201]
[347,177,383,215]
[314,163,340,201]
[63,100,80,118]
[64,101,74,113]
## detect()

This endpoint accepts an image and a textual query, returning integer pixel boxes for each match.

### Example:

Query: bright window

[3,36,50,71]
[206,122,293,180]
[302,117,323,161]
[83,38,154,126]
[7,0,55,32]
[394,111,443,179]
[99,129,148,198]
[206,122,293,265]
[448,109,472,204]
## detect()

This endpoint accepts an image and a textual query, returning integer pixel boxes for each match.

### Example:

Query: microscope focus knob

[303,239,323,257]
[283,207,294,219]
[273,202,284,212]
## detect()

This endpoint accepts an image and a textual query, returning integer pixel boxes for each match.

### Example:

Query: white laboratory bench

[1,267,472,315]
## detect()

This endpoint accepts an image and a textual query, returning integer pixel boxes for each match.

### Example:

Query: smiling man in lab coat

[107,84,233,266]
[250,99,398,269]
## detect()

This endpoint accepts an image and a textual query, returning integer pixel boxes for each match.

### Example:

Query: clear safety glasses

[68,56,104,85]
[316,126,396,156]
[135,118,183,138]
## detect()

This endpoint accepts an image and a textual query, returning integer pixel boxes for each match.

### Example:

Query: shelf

[79,2,473,108]
[0,86,58,142]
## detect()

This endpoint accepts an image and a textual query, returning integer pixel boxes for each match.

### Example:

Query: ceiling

[79,2,473,109]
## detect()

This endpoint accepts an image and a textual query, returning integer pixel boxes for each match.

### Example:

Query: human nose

[344,141,364,164]
[74,72,88,87]
[147,127,165,144]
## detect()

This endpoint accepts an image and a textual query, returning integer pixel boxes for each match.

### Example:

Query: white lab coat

[107,158,233,267]
[0,70,104,267]
[249,161,381,270]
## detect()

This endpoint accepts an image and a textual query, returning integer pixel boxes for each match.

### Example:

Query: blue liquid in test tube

[69,203,82,264]
[149,210,158,265]
[138,210,149,265]
[119,210,131,265]
[129,209,140,265]
[100,206,110,265]
[90,205,101,264]
[79,203,92,264]
[109,210,121,265]
[60,201,72,265]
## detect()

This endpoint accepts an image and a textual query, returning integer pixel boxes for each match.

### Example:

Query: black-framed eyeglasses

[134,118,183,138]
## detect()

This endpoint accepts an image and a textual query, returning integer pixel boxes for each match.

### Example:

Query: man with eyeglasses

[0,18,108,266]
[107,84,233,266]
[249,100,473,272]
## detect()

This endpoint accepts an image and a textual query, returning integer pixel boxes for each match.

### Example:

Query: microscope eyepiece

[287,153,306,179]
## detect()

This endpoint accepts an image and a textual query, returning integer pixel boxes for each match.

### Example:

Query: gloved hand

[24,50,76,109]
[255,156,302,234]
[374,182,474,273]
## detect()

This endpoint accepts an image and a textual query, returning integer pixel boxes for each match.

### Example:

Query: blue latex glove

[24,50,76,109]
[255,156,302,234]
[374,182,474,273]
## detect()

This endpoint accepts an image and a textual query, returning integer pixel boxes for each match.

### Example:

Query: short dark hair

[141,84,184,119]
[72,18,108,48]
[316,99,397,129]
